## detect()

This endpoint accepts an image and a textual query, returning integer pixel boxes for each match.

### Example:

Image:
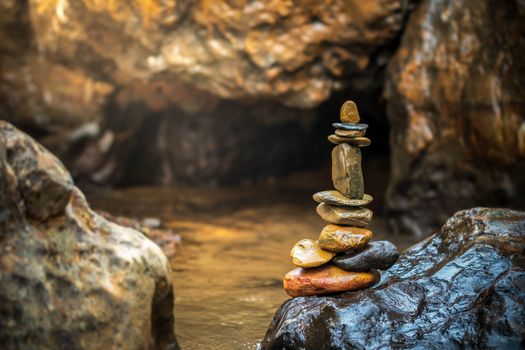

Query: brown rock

[316,203,372,227]
[328,135,371,147]
[331,143,364,198]
[339,101,360,123]
[0,122,179,349]
[291,239,336,268]
[283,265,379,297]
[335,129,366,138]
[313,191,373,207]
[0,0,409,187]
[384,0,525,236]
[318,225,372,252]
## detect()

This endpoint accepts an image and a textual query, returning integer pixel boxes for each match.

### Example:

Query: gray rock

[331,143,364,199]
[333,241,399,271]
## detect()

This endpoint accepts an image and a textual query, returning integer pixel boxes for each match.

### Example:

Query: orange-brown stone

[318,224,372,252]
[283,265,379,297]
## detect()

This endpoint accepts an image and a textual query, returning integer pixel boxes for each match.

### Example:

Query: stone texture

[291,239,335,268]
[334,129,365,138]
[316,204,372,227]
[283,265,379,297]
[333,240,399,271]
[0,122,179,349]
[328,135,371,146]
[318,225,372,253]
[331,143,364,199]
[339,101,360,123]
[261,208,525,349]
[384,0,525,236]
[332,123,368,131]
[0,0,408,186]
[313,191,373,207]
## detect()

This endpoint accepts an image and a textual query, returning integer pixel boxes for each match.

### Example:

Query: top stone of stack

[339,100,360,123]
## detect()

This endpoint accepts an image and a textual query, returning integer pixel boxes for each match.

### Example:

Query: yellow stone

[290,239,335,268]
[316,203,372,227]
[340,100,360,123]
[318,224,372,252]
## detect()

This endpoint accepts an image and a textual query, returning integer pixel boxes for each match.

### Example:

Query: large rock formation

[384,0,525,236]
[0,120,179,349]
[261,208,525,349]
[0,0,408,185]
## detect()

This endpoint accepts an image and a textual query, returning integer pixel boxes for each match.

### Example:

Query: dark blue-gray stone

[333,241,399,271]
[332,123,368,131]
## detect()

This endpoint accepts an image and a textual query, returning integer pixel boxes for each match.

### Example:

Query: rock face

[0,0,408,186]
[261,208,525,349]
[0,121,179,349]
[384,0,525,236]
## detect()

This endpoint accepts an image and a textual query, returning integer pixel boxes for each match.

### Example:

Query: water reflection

[87,172,417,349]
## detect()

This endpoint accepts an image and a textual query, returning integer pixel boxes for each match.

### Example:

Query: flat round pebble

[332,123,368,131]
[318,224,372,252]
[313,191,373,207]
[328,135,371,147]
[291,239,335,268]
[283,265,379,297]
[316,203,373,227]
[335,129,365,137]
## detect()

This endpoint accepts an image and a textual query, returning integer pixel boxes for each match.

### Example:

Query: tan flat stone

[331,143,364,199]
[313,191,373,207]
[316,203,372,227]
[328,134,371,147]
[318,224,372,252]
[335,129,365,137]
[283,264,379,297]
[291,239,335,268]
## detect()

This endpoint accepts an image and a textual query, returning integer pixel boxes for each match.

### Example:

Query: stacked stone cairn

[284,100,399,297]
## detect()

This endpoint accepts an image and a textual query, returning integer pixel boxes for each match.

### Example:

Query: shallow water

[87,170,418,349]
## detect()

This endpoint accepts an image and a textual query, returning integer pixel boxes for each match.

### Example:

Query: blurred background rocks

[1,0,524,236]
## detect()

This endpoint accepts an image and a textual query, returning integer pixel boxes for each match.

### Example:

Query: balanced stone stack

[284,101,399,297]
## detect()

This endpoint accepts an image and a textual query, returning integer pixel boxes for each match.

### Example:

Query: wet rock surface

[283,265,379,298]
[333,240,399,271]
[262,208,525,349]
[291,239,335,268]
[385,0,525,236]
[0,121,179,349]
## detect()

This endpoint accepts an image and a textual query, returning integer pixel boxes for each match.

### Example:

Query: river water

[87,167,418,349]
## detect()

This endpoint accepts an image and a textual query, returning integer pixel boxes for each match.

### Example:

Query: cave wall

[384,0,525,236]
[2,0,525,236]
[0,0,407,185]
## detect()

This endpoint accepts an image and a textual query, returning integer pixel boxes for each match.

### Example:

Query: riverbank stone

[332,123,368,131]
[318,225,372,252]
[333,241,399,271]
[291,239,335,268]
[339,100,360,123]
[331,143,364,198]
[328,134,371,146]
[335,129,365,138]
[283,265,379,297]
[313,191,372,207]
[316,203,372,227]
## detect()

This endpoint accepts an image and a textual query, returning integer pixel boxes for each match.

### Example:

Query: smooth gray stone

[332,123,368,131]
[333,241,399,271]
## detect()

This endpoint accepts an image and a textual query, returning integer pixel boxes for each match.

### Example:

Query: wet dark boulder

[384,0,525,236]
[0,120,179,349]
[261,208,525,349]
